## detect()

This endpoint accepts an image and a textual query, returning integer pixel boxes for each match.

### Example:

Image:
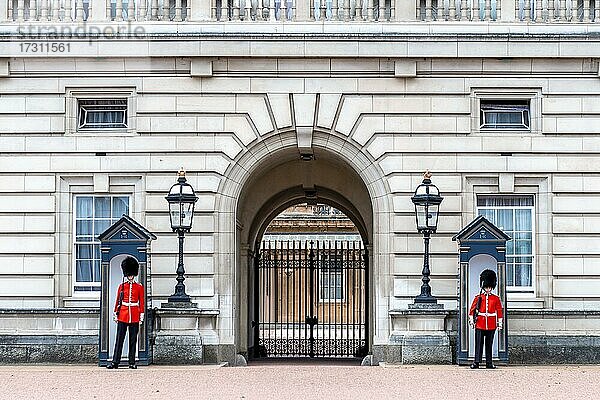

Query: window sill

[63,296,100,308]
[507,297,545,309]
[72,129,136,137]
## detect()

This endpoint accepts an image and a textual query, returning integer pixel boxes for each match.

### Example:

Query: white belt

[123,302,139,306]
[478,312,496,317]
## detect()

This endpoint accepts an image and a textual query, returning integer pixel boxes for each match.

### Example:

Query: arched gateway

[215,131,392,360]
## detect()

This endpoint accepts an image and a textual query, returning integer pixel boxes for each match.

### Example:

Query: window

[480,100,530,130]
[74,195,129,292]
[477,195,535,293]
[78,99,128,130]
[319,254,344,302]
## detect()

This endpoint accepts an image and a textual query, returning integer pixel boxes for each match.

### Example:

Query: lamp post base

[163,298,198,309]
[409,302,444,310]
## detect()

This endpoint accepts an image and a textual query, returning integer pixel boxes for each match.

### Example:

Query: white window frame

[319,254,345,303]
[78,98,128,130]
[480,101,530,130]
[476,195,536,295]
[471,88,542,135]
[72,194,131,295]
[65,87,137,136]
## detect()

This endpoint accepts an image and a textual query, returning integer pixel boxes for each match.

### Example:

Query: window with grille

[78,99,128,130]
[73,195,130,292]
[480,100,530,130]
[477,195,535,293]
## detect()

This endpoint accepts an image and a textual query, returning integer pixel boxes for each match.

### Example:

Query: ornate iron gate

[254,240,368,358]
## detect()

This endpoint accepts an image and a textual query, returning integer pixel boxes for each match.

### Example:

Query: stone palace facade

[0,0,599,364]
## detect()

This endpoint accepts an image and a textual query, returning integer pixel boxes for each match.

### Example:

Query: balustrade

[3,0,599,22]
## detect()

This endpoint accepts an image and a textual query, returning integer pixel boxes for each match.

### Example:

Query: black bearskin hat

[121,256,139,277]
[480,269,497,289]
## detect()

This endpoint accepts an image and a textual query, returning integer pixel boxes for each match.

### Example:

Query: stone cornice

[2,28,600,58]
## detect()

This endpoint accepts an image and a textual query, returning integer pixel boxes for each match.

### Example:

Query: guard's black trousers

[111,321,139,366]
[474,328,496,366]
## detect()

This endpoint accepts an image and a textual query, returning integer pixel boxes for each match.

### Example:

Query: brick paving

[0,362,599,400]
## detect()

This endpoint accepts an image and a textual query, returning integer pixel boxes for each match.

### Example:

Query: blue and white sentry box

[97,215,156,367]
[453,215,511,366]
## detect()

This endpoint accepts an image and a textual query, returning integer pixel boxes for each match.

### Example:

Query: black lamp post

[165,168,198,303]
[411,170,444,304]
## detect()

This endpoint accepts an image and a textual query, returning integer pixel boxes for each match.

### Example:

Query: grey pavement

[0,362,599,400]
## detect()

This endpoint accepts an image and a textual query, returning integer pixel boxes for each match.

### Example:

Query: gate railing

[255,240,367,358]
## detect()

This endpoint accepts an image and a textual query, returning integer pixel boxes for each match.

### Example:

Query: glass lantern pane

[416,205,427,230]
[427,204,439,229]
[169,202,181,229]
[181,202,194,228]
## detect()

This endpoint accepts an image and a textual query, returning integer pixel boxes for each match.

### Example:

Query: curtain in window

[478,196,534,288]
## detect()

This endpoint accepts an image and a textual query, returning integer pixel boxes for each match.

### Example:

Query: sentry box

[453,216,510,366]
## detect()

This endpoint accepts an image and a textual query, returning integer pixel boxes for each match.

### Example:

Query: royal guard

[107,256,145,369]
[469,269,504,369]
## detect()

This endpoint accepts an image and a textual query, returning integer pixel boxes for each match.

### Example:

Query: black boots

[106,363,118,369]
[470,363,479,369]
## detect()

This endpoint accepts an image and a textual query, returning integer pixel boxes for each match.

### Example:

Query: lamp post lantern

[165,167,198,303]
[411,170,444,304]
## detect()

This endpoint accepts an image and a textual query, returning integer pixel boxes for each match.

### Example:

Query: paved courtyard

[0,362,599,400]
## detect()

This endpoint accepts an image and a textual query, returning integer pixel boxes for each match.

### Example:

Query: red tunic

[469,293,503,330]
[114,281,145,324]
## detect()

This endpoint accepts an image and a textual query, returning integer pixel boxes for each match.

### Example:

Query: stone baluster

[268,0,274,20]
[232,0,239,19]
[128,0,135,20]
[63,0,72,21]
[424,0,431,19]
[460,0,467,20]
[378,0,385,19]
[535,0,542,20]
[162,0,169,20]
[583,0,590,21]
[356,0,364,19]
[484,0,490,19]
[150,0,158,18]
[220,0,228,20]
[449,0,456,19]
[332,0,339,19]
[596,0,600,21]
[50,0,59,20]
[3,0,10,21]
[366,0,373,19]
[139,0,147,20]
[243,0,250,19]
[566,0,572,20]
[16,0,24,21]
[471,0,478,19]
[114,0,122,20]
[546,0,553,20]
[342,0,349,20]
[30,0,38,20]
[322,0,327,19]
[174,0,182,20]
[75,0,84,20]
